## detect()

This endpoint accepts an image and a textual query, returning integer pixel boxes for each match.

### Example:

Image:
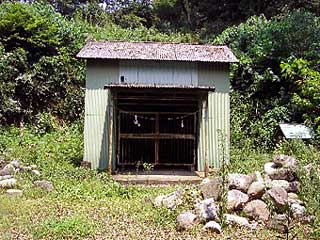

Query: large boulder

[264,162,295,181]
[202,221,222,234]
[0,178,17,189]
[224,214,257,229]
[228,173,255,192]
[0,164,15,176]
[227,189,249,211]
[199,177,222,201]
[273,155,297,169]
[176,211,199,230]
[243,200,270,222]
[267,187,288,210]
[34,180,54,192]
[247,181,265,199]
[194,198,219,222]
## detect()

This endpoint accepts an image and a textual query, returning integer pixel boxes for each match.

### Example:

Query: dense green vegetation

[0,1,319,238]
[0,1,319,146]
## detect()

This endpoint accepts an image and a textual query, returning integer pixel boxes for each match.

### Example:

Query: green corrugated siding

[197,92,230,170]
[197,63,230,171]
[84,60,230,171]
[83,60,118,170]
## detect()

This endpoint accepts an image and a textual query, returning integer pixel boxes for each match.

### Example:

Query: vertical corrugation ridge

[198,92,230,171]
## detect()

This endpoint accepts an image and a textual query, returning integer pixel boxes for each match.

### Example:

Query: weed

[32,215,96,239]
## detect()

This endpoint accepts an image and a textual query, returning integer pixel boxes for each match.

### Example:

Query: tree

[215,11,320,147]
[0,2,85,125]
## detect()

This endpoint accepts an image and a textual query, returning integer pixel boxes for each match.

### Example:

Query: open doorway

[108,86,209,172]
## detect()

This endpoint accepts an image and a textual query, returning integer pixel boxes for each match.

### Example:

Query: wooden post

[155,113,159,166]
[108,102,114,175]
[204,96,209,178]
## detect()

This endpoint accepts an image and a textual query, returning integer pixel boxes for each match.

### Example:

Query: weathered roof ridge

[77,41,238,63]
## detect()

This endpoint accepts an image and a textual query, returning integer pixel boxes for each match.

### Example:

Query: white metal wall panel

[84,61,118,169]
[119,60,198,86]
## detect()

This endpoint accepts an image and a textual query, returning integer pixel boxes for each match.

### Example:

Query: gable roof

[77,41,238,63]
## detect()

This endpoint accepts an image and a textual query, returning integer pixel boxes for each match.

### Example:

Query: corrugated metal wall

[197,92,230,170]
[84,60,230,171]
[197,63,230,171]
[119,60,198,85]
[83,61,118,169]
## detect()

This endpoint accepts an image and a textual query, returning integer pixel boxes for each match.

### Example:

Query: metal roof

[104,83,215,91]
[77,41,238,63]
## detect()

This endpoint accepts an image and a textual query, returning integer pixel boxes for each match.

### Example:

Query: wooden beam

[108,102,114,174]
[204,96,209,178]
[120,133,195,140]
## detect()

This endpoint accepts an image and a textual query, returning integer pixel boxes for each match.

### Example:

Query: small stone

[0,175,12,181]
[228,173,255,192]
[273,155,297,169]
[288,193,304,205]
[248,181,265,199]
[268,214,287,233]
[31,169,41,176]
[202,221,222,234]
[255,171,264,182]
[224,214,257,229]
[199,177,221,201]
[0,178,17,189]
[176,211,199,230]
[271,180,290,191]
[153,189,183,209]
[290,203,307,220]
[0,164,15,176]
[264,162,295,181]
[194,198,219,222]
[288,181,299,193]
[20,166,32,172]
[243,199,270,222]
[267,187,288,211]
[30,164,37,169]
[34,180,54,192]
[227,189,249,211]
[10,160,21,169]
[6,189,23,197]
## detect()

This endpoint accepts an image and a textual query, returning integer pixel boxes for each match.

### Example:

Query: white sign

[279,123,314,139]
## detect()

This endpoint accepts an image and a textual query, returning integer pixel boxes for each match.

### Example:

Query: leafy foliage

[0,2,86,125]
[215,11,320,148]
[281,58,320,137]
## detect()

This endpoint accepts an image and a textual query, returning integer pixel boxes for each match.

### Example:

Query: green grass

[0,124,319,239]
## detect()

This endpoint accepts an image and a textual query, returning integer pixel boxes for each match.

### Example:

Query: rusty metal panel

[119,60,198,86]
[83,61,118,170]
[77,41,239,63]
[197,92,230,171]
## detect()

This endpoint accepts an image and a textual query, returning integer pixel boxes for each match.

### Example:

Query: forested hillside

[0,1,320,239]
[0,0,319,147]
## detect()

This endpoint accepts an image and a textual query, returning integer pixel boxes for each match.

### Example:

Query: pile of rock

[0,157,54,196]
[153,154,308,234]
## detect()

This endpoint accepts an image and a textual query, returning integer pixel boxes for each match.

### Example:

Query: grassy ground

[0,124,319,239]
